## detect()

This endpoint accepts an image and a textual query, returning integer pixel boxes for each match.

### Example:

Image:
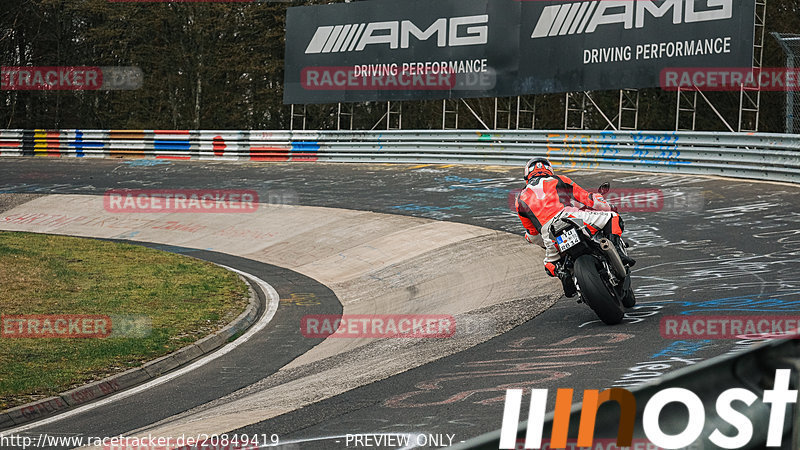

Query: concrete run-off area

[0,193,560,440]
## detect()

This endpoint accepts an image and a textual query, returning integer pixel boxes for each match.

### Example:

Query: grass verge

[0,231,250,410]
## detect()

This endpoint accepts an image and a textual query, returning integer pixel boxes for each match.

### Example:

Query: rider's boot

[609,234,636,267]
[556,260,577,297]
[560,275,577,298]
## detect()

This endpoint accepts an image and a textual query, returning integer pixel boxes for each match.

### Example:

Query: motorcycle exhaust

[599,238,628,279]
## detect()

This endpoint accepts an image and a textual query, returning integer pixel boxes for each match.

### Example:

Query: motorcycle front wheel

[574,255,624,325]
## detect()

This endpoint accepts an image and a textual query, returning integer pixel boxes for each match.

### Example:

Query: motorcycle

[548,182,636,325]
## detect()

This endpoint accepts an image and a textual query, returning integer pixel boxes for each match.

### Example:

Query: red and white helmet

[524,157,553,182]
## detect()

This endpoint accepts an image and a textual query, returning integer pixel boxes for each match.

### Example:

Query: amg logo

[531,0,733,39]
[305,15,488,54]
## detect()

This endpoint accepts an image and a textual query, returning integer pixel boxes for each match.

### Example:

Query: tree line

[1,0,798,132]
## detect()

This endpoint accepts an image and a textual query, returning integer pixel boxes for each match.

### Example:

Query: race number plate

[556,228,580,251]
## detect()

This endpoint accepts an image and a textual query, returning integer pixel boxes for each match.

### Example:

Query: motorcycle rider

[515,157,635,297]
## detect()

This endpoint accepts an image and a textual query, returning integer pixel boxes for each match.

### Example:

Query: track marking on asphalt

[3,265,280,434]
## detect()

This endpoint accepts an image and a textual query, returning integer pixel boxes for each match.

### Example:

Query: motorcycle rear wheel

[574,255,624,325]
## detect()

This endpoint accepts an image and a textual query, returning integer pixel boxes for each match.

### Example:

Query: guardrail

[1,129,799,183]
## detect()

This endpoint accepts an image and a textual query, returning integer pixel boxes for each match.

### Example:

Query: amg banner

[283,0,756,104]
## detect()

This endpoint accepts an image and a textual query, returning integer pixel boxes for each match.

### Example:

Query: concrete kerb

[0,274,263,429]
[0,411,14,430]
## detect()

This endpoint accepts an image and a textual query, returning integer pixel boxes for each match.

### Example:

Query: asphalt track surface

[1,158,800,449]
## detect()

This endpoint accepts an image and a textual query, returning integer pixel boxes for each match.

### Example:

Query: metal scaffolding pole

[564,92,586,130]
[773,32,800,134]
[738,0,767,132]
[442,99,458,129]
[441,98,489,130]
[673,1,765,132]
[460,99,491,130]
[565,92,617,130]
[675,87,698,131]
[676,86,735,132]
[493,97,513,130]
[516,96,536,130]
[290,104,307,131]
[386,101,402,130]
[337,103,354,131]
[583,92,617,131]
[618,89,639,130]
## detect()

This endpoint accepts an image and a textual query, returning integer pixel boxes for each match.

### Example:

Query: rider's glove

[545,262,558,277]
[525,232,535,244]
[591,194,613,212]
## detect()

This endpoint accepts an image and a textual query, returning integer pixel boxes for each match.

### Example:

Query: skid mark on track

[382,333,633,409]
